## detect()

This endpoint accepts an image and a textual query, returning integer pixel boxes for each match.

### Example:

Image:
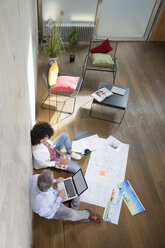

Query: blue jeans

[52,132,80,173]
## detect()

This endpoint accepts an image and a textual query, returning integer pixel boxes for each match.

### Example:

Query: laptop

[57,169,88,202]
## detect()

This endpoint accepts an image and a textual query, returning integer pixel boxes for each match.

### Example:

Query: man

[29,170,103,223]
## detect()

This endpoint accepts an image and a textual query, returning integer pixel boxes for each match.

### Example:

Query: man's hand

[58,189,66,198]
[56,177,64,183]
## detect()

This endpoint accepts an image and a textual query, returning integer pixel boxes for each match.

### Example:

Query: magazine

[55,154,70,170]
[91,87,113,102]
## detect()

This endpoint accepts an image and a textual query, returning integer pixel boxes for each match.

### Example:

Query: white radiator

[44,22,94,42]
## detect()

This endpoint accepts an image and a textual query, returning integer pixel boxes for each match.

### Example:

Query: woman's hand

[56,177,64,183]
[55,148,65,157]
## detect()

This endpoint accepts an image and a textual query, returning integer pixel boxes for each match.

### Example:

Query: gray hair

[37,170,53,192]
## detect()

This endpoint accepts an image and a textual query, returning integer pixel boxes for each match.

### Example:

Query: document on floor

[118,181,145,215]
[80,136,129,208]
[72,134,105,154]
[103,186,124,224]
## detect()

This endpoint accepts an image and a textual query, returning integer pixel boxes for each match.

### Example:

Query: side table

[90,82,130,124]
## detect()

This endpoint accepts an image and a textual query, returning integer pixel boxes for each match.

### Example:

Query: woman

[31,122,81,173]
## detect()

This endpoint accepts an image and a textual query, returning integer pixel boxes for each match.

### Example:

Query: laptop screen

[72,169,88,196]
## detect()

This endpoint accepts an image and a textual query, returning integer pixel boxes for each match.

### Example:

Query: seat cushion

[91,53,114,66]
[50,76,80,92]
[90,39,113,54]
[48,62,59,87]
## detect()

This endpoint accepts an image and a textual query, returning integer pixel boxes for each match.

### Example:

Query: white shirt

[29,174,62,219]
[32,139,55,169]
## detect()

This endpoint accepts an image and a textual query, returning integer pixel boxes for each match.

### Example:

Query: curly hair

[37,169,53,192]
[31,122,54,146]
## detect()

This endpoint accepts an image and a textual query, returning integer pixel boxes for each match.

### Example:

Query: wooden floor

[33,42,165,248]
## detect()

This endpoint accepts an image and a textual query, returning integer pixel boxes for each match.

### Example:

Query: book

[111,86,126,96]
[91,87,113,102]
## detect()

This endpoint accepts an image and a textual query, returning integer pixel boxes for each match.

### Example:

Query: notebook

[111,86,126,96]
[57,169,88,202]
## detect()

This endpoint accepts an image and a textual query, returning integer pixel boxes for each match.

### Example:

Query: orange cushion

[50,76,80,92]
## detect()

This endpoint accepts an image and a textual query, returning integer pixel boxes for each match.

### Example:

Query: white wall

[0,0,38,248]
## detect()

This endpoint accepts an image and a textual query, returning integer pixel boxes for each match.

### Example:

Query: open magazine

[91,87,113,102]
[55,154,70,170]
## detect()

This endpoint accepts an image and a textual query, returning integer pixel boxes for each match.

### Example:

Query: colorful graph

[118,181,145,215]
[103,186,124,224]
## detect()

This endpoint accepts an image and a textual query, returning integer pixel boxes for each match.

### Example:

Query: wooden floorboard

[33,41,165,248]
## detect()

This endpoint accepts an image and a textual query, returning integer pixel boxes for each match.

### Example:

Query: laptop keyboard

[64,179,76,197]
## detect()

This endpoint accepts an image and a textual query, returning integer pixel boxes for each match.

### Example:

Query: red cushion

[90,39,113,54]
[50,76,80,92]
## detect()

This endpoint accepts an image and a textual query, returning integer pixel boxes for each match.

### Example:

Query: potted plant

[67,28,80,62]
[46,26,65,63]
[45,11,65,63]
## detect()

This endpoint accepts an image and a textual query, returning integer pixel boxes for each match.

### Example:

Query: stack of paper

[80,136,129,208]
[73,134,144,225]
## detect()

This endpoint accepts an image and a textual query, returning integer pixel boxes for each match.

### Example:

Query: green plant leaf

[45,23,65,58]
[67,28,80,54]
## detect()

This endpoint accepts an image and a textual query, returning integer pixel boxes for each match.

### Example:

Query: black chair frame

[41,64,84,115]
[83,39,118,84]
